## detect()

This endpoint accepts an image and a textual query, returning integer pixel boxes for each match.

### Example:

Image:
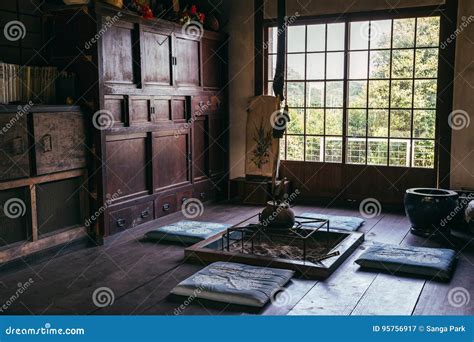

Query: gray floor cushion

[171,262,295,307]
[301,212,365,231]
[145,220,231,244]
[355,243,457,280]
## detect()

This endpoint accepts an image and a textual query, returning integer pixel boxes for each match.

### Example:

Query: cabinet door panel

[175,37,200,87]
[102,23,136,86]
[152,131,190,190]
[33,112,86,175]
[172,98,187,121]
[104,95,127,127]
[142,30,173,86]
[106,134,148,200]
[153,98,171,122]
[129,96,151,124]
[0,113,30,181]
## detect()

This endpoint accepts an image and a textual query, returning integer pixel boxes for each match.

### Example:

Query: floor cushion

[145,220,231,244]
[170,262,294,307]
[355,243,457,280]
[301,212,365,231]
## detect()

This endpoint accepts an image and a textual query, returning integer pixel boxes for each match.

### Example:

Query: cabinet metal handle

[200,192,206,199]
[40,134,52,153]
[162,203,170,211]
[117,218,126,228]
[141,210,150,218]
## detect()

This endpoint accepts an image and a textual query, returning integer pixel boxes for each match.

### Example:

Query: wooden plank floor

[0,202,473,316]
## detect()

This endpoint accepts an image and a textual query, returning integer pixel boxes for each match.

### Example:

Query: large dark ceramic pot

[260,201,295,229]
[404,188,459,237]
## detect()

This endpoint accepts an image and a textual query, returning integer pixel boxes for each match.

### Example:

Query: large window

[267,16,440,168]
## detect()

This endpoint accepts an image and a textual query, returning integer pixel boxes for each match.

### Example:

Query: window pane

[413,140,435,168]
[326,109,343,135]
[267,82,273,96]
[268,54,277,81]
[415,48,439,78]
[348,109,367,136]
[370,50,391,79]
[370,20,392,49]
[389,139,410,167]
[391,80,413,108]
[413,110,436,139]
[326,81,344,108]
[350,21,370,50]
[306,136,323,162]
[390,110,411,138]
[307,24,326,52]
[368,139,388,165]
[327,23,345,51]
[280,136,286,160]
[307,53,325,79]
[349,81,367,108]
[287,54,306,80]
[288,25,306,52]
[287,109,304,134]
[349,51,369,79]
[325,137,342,163]
[306,82,324,107]
[326,52,344,79]
[368,80,390,108]
[368,109,389,137]
[268,27,278,54]
[392,49,414,78]
[393,18,415,48]
[287,135,305,161]
[416,17,440,47]
[414,79,437,108]
[307,109,324,135]
[347,138,366,164]
[287,82,305,107]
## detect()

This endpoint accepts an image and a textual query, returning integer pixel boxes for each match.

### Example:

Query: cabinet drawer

[155,195,177,218]
[0,113,30,181]
[193,180,215,202]
[108,201,154,235]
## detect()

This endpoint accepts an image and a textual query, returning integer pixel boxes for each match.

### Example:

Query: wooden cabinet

[202,37,227,88]
[208,114,227,178]
[0,112,30,181]
[192,117,208,182]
